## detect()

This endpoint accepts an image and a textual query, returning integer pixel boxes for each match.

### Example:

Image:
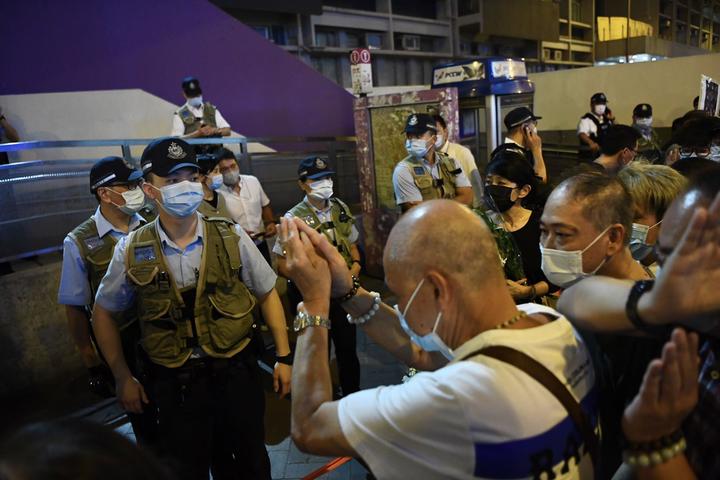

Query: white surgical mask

[540,226,612,288]
[308,178,333,201]
[188,96,203,108]
[207,174,223,191]
[594,104,607,116]
[434,134,445,150]
[635,117,653,127]
[109,187,145,215]
[223,170,240,187]
[405,138,430,159]
[394,278,454,361]
[630,221,662,261]
[152,181,204,218]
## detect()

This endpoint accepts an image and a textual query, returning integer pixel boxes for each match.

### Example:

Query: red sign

[350,48,371,65]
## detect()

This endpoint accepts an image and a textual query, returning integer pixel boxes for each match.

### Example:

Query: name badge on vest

[134,245,157,262]
[413,167,425,176]
[84,236,103,251]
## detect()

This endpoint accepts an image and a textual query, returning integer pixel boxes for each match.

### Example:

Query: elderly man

[281,200,597,479]
[558,165,720,478]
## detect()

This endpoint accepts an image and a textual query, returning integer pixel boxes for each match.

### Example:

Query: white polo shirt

[441,141,483,207]
[337,303,596,480]
[171,102,231,137]
[219,176,270,238]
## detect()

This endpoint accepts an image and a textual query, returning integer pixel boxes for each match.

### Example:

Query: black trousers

[287,281,360,395]
[149,349,270,480]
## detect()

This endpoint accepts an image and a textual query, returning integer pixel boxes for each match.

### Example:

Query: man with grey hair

[280,200,597,479]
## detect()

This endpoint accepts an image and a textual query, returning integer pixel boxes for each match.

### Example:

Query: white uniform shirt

[219,176,270,238]
[392,153,472,205]
[171,102,231,137]
[337,303,596,480]
[577,113,603,138]
[441,141,483,207]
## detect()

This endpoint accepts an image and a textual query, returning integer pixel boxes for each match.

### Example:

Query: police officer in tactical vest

[577,92,615,159]
[92,138,292,480]
[171,77,231,154]
[196,152,233,220]
[392,113,473,213]
[274,157,362,396]
[58,156,157,444]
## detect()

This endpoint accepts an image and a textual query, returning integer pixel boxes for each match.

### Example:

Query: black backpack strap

[461,345,599,469]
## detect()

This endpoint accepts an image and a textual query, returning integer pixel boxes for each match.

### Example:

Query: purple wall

[1,0,354,137]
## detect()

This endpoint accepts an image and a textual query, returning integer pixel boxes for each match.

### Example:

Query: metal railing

[0,136,358,262]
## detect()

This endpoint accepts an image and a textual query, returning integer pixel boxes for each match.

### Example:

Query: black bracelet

[276,351,294,366]
[336,275,360,302]
[626,280,654,330]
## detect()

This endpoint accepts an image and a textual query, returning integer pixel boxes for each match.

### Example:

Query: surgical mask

[109,187,145,215]
[484,184,516,213]
[434,134,445,150]
[223,170,240,186]
[630,221,662,261]
[188,96,203,108]
[540,226,612,288]
[207,174,223,191]
[308,178,333,200]
[635,117,652,127]
[152,181,204,218]
[394,278,454,361]
[405,138,430,159]
[711,144,720,162]
[594,104,607,116]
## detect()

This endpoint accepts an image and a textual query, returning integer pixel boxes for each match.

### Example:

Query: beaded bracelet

[623,432,686,468]
[346,291,381,324]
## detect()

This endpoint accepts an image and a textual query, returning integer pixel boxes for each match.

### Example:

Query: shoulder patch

[413,166,426,176]
[134,245,157,263]
[83,236,104,251]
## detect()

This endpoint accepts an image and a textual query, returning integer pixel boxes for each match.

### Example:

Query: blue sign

[432,57,534,97]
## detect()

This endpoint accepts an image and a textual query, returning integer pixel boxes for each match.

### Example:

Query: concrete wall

[529,52,720,130]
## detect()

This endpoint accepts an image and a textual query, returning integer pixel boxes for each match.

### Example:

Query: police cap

[298,156,334,180]
[404,113,438,135]
[182,76,202,97]
[633,103,653,118]
[504,106,542,130]
[89,156,143,194]
[141,137,199,177]
[591,92,608,104]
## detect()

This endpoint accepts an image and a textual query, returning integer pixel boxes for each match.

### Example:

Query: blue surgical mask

[188,96,203,108]
[405,138,430,159]
[629,221,662,261]
[208,174,223,191]
[394,278,454,361]
[153,180,204,218]
[711,144,720,162]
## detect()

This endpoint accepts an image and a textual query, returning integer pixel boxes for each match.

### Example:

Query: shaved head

[383,200,504,289]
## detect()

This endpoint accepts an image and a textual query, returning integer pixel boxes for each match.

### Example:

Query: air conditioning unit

[554,50,563,61]
[401,35,421,51]
[542,48,552,61]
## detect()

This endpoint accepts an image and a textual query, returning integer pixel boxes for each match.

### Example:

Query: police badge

[167,142,187,160]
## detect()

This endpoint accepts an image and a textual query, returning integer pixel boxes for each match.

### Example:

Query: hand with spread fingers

[645,191,720,332]
[622,328,700,443]
[287,218,355,298]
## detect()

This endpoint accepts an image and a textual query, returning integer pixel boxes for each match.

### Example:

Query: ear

[425,270,451,308]
[516,184,532,199]
[605,223,626,256]
[142,182,159,201]
[96,187,112,205]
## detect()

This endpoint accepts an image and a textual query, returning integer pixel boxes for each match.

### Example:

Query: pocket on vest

[139,299,181,360]
[413,176,433,190]
[207,284,256,351]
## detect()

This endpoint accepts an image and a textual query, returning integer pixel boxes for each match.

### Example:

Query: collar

[94,207,145,238]
[439,141,450,154]
[505,137,523,147]
[156,212,204,250]
[183,102,204,115]
[303,195,332,214]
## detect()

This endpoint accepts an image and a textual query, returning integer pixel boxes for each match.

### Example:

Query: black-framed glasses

[679,146,711,158]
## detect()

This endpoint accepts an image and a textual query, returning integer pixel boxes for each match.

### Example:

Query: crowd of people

[1,76,720,480]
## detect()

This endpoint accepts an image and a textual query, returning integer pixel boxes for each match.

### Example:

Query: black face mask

[484,184,516,212]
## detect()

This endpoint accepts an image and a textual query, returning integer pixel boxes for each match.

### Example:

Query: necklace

[496,311,528,329]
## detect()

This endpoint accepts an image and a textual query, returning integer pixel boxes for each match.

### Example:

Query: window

[366,33,383,49]
[316,30,338,47]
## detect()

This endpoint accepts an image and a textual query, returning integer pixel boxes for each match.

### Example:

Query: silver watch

[293,310,331,332]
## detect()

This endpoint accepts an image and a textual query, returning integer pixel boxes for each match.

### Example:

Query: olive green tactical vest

[125,217,256,368]
[289,198,354,268]
[178,102,217,135]
[198,193,232,220]
[400,152,462,200]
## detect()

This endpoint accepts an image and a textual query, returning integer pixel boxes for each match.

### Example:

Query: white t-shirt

[441,141,483,207]
[392,153,472,205]
[337,303,596,480]
[171,102,231,136]
[219,175,270,237]
[577,114,603,138]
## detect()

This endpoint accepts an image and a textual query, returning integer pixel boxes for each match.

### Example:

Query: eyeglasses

[679,146,711,158]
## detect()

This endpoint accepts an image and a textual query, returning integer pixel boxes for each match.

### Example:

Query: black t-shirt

[207,191,219,208]
[509,208,556,291]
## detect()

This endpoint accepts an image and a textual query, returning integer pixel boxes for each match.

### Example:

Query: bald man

[557,167,720,478]
[280,200,597,479]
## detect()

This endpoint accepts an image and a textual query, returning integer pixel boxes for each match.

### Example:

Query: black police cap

[633,103,653,118]
[141,138,199,177]
[404,113,438,135]
[591,92,608,104]
[182,76,202,97]
[89,156,143,194]
[298,156,334,180]
[504,107,542,130]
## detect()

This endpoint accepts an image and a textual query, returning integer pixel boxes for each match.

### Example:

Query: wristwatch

[293,310,331,332]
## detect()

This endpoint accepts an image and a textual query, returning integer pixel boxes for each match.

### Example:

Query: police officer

[274,156,361,396]
[491,106,547,183]
[196,152,232,219]
[632,103,662,163]
[58,156,156,444]
[171,77,231,153]
[392,113,473,212]
[92,138,292,480]
[578,92,615,158]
